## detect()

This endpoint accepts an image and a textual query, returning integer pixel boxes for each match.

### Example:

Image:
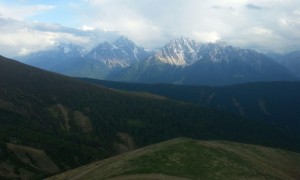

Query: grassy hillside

[82,78,300,134]
[47,138,300,180]
[1,55,300,178]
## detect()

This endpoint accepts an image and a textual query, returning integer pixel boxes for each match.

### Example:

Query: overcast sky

[0,0,300,57]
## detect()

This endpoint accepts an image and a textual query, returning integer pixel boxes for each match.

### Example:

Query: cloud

[1,0,300,55]
[248,27,273,35]
[80,0,300,52]
[0,3,56,20]
[0,16,119,57]
[80,25,95,31]
[212,5,235,11]
[193,31,221,43]
[246,4,263,10]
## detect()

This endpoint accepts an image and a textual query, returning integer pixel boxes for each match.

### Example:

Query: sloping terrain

[0,143,59,179]
[47,138,300,180]
[274,51,300,78]
[1,55,299,178]
[83,79,300,134]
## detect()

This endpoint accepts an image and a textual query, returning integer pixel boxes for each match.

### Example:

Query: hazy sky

[0,0,300,57]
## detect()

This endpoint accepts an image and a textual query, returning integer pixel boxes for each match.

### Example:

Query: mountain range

[269,51,300,78]
[17,36,150,80]
[19,42,85,75]
[17,37,299,86]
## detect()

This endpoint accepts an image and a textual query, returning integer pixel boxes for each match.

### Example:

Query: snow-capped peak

[154,38,268,66]
[155,37,199,66]
[113,36,134,47]
[21,41,86,58]
[86,36,150,69]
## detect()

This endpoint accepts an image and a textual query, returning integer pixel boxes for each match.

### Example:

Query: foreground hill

[2,55,299,178]
[47,138,300,180]
[82,79,300,134]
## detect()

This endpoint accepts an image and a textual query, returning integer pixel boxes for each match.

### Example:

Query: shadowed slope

[0,55,299,178]
[82,78,300,134]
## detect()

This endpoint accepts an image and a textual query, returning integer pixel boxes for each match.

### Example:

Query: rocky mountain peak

[155,37,199,66]
[113,36,135,48]
[86,36,150,69]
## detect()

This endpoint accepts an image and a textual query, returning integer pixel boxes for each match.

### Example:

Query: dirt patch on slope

[232,98,245,116]
[48,104,70,131]
[7,143,59,174]
[114,133,136,153]
[258,99,270,116]
[108,173,189,180]
[73,111,93,133]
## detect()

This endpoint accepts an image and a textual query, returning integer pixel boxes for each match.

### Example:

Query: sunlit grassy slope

[48,138,300,180]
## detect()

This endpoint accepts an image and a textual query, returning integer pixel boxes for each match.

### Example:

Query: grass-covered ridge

[48,138,300,180]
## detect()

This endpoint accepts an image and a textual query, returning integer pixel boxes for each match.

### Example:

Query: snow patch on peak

[113,36,134,47]
[154,38,266,66]
[86,36,150,69]
[103,59,131,69]
[156,37,199,66]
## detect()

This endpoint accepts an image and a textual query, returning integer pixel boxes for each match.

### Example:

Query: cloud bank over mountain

[0,0,300,57]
